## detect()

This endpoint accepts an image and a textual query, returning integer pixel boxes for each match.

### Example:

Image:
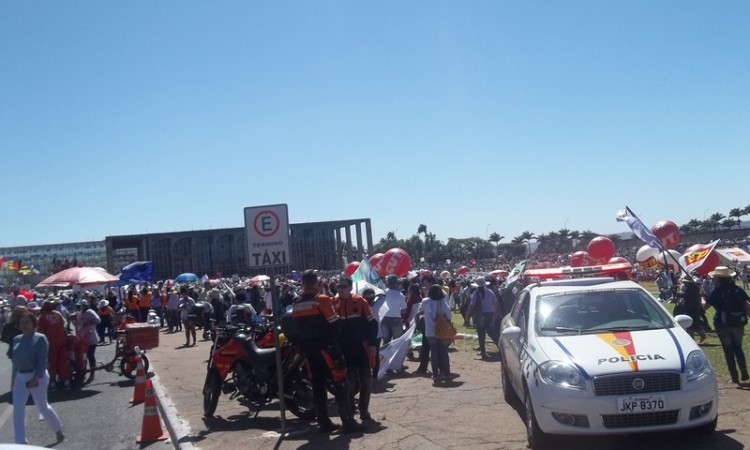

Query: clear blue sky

[2,1,748,247]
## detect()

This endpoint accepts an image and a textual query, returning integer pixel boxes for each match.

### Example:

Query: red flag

[679,240,720,274]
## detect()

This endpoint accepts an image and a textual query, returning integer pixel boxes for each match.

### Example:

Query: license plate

[616,395,666,413]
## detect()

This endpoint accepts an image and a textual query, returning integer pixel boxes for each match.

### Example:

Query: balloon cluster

[632,219,719,276]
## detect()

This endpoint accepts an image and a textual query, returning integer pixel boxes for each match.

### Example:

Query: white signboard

[243,204,291,269]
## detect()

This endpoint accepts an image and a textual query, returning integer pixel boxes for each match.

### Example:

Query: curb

[149,361,198,450]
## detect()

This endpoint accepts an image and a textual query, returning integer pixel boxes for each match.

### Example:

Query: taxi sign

[244,204,291,269]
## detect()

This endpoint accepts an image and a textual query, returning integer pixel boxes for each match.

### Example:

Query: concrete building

[105,218,373,280]
[0,241,107,285]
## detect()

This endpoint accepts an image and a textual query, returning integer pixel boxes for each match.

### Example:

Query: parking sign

[244,204,291,269]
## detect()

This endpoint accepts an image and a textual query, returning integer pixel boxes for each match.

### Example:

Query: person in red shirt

[334,278,378,422]
[292,270,362,433]
[37,299,70,390]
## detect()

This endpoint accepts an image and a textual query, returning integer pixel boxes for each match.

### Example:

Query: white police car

[499,264,718,449]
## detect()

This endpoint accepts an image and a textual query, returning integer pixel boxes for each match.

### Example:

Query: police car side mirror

[501,326,522,340]
[673,314,693,330]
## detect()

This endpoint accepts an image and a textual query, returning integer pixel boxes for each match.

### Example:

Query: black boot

[318,418,340,434]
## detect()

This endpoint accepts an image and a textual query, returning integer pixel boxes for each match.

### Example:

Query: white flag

[377,323,416,380]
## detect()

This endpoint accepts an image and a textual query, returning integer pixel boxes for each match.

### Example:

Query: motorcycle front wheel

[203,369,223,417]
[285,368,316,420]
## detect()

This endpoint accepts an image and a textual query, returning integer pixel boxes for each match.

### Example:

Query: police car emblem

[611,338,631,346]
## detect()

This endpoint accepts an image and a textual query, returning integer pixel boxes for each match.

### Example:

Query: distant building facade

[105,218,373,280]
[0,241,107,285]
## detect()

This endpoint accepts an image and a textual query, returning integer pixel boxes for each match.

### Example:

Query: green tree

[488,232,504,254]
[722,218,739,230]
[513,231,536,256]
[708,213,726,233]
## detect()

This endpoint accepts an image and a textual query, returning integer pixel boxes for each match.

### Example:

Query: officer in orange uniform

[138,287,151,323]
[37,299,70,390]
[292,270,362,433]
[124,290,140,322]
[334,278,378,422]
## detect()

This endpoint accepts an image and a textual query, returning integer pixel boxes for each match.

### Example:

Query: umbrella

[37,267,119,288]
[175,273,199,283]
[249,275,270,284]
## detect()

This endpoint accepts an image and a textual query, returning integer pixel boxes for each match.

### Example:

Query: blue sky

[2,1,749,247]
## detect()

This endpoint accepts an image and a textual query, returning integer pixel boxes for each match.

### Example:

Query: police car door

[504,291,530,391]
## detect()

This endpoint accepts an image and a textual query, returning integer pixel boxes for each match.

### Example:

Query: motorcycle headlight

[686,350,710,381]
[538,361,585,389]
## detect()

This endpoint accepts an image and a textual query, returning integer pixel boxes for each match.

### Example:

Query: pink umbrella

[249,275,271,284]
[36,267,119,288]
[490,270,509,279]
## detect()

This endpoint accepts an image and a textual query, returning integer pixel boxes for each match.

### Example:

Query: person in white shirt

[381,276,407,344]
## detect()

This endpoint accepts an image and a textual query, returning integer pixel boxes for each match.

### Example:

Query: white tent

[715,247,750,265]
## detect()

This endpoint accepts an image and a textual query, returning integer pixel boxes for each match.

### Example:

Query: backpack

[720,286,748,327]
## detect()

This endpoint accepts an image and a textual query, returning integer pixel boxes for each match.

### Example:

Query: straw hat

[708,266,736,278]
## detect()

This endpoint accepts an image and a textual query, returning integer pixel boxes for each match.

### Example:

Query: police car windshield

[536,288,672,336]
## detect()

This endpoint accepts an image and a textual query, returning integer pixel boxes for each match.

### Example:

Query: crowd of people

[2,238,750,443]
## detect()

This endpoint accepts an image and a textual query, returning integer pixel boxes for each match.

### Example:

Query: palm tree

[386,231,397,242]
[580,230,598,242]
[729,208,743,229]
[708,213,725,233]
[515,231,536,255]
[721,218,738,230]
[488,232,504,255]
[417,224,427,237]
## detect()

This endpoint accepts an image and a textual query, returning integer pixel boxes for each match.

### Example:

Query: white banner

[377,323,416,380]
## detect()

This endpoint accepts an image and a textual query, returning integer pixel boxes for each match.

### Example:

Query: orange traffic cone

[129,347,146,404]
[136,379,168,443]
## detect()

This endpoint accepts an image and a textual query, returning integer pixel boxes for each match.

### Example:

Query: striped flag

[616,207,664,250]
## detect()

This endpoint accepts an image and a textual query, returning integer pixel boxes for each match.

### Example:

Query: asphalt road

[0,340,169,449]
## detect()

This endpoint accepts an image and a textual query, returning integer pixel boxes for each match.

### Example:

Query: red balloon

[369,253,385,276]
[587,236,616,263]
[377,248,412,277]
[651,220,681,249]
[694,251,721,277]
[608,256,630,265]
[570,251,594,267]
[344,261,360,277]
[456,266,470,276]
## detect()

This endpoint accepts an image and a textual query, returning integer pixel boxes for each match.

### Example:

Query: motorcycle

[202,320,316,420]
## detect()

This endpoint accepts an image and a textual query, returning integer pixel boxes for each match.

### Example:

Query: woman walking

[12,310,65,444]
[419,285,453,385]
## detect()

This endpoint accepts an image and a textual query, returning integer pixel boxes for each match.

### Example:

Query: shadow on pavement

[506,399,743,450]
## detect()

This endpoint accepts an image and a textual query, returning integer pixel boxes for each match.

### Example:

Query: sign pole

[271,273,287,435]
[243,204,292,437]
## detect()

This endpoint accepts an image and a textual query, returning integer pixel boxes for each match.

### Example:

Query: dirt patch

[149,330,750,450]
